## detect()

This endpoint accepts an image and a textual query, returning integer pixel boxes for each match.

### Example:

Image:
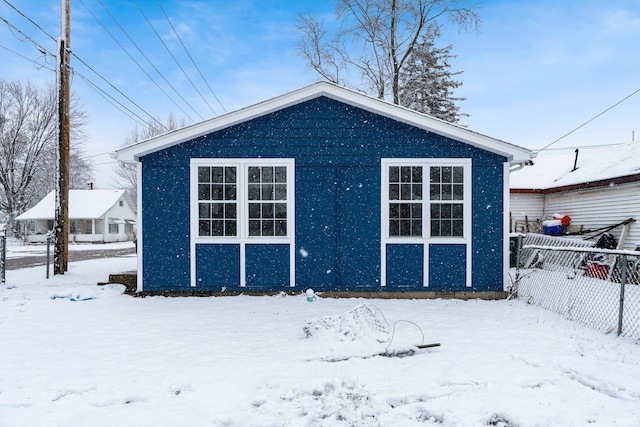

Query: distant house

[510,142,640,250]
[115,81,532,295]
[15,189,136,244]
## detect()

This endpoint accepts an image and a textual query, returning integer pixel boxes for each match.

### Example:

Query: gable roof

[510,141,640,191]
[114,81,532,164]
[15,190,132,221]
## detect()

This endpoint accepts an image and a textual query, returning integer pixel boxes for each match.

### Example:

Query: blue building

[115,82,532,297]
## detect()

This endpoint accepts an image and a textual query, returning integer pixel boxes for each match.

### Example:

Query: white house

[15,189,137,244]
[510,141,640,250]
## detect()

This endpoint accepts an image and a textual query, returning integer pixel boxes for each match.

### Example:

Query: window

[192,159,294,240]
[125,222,134,234]
[248,166,287,237]
[382,159,469,240]
[429,166,464,237]
[388,166,423,237]
[109,222,118,234]
[119,200,124,207]
[197,166,237,237]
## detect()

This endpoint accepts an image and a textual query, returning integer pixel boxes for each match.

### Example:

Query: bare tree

[113,113,187,205]
[296,0,480,104]
[0,79,91,230]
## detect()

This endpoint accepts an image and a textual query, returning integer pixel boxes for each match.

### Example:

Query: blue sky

[1,0,639,186]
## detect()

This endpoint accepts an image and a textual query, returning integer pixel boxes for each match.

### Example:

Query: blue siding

[140,96,507,293]
[429,244,466,291]
[337,166,380,289]
[141,165,191,292]
[471,165,505,292]
[295,166,338,289]
[246,244,290,288]
[196,244,240,288]
[386,244,423,287]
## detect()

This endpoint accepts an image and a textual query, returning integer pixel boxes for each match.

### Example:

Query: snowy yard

[1,256,640,426]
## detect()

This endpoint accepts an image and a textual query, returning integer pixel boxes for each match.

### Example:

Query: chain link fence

[513,236,640,340]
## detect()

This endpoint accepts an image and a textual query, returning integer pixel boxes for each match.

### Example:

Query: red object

[553,214,571,226]
[586,261,608,280]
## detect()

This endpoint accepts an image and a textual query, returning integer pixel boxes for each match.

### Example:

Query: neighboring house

[115,81,532,295]
[510,142,640,250]
[15,189,137,244]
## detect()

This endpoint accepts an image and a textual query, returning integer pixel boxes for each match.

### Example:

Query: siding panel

[544,183,640,250]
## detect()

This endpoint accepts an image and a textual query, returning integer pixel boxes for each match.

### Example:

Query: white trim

[136,163,143,293]
[503,161,510,291]
[380,158,472,287]
[189,158,295,288]
[114,82,532,165]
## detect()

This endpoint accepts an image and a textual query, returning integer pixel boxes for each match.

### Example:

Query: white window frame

[190,158,295,288]
[380,158,472,287]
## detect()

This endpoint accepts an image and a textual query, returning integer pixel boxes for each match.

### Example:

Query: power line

[71,52,169,131]
[0,13,157,131]
[539,87,640,151]
[157,0,227,113]
[92,0,200,122]
[134,0,218,117]
[77,0,199,123]
[0,43,55,71]
[0,14,56,57]
[2,0,56,42]
[73,70,151,129]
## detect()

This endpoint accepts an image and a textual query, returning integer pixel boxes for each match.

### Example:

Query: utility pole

[54,0,70,274]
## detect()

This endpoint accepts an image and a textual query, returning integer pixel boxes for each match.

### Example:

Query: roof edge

[114,81,533,164]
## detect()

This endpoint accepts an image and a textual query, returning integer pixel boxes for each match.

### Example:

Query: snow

[15,190,127,220]
[2,256,640,426]
[4,240,135,260]
[510,141,640,190]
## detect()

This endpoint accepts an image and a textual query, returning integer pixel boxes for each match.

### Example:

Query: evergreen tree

[398,28,466,123]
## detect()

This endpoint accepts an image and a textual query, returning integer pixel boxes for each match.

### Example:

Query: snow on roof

[510,141,640,190]
[15,190,128,221]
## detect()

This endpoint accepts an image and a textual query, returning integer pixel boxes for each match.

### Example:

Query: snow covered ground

[4,239,134,259]
[1,255,640,426]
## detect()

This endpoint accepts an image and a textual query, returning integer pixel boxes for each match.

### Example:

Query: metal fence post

[0,232,6,284]
[515,234,523,279]
[46,234,52,279]
[617,254,627,336]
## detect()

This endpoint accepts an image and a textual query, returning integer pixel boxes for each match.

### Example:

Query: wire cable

[94,0,198,123]
[71,52,168,131]
[0,43,55,71]
[0,14,55,57]
[539,87,640,151]
[73,70,151,129]
[2,0,56,42]
[134,0,217,116]
[157,0,227,113]
[77,0,197,123]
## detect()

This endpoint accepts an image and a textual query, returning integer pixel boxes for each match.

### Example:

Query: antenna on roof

[572,149,579,172]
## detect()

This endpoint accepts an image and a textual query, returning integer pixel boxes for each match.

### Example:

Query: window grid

[197,166,238,237]
[388,166,423,237]
[248,166,287,237]
[429,166,464,237]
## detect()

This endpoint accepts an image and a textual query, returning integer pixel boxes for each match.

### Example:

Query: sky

[1,0,639,187]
